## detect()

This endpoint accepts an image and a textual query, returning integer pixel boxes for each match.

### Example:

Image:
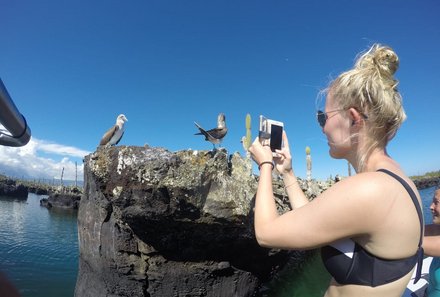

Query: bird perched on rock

[194,113,227,149]
[99,114,128,147]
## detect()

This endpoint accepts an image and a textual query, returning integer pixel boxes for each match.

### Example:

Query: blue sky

[0,0,439,181]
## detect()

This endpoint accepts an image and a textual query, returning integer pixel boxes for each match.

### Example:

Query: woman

[423,188,440,297]
[249,44,423,297]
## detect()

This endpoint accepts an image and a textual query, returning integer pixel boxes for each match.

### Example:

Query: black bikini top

[321,169,424,287]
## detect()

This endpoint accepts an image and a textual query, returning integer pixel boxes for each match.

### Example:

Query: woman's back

[322,168,422,297]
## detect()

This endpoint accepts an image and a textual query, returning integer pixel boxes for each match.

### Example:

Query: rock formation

[75,145,330,297]
[40,192,82,209]
[413,176,440,190]
[0,177,28,198]
[28,186,50,195]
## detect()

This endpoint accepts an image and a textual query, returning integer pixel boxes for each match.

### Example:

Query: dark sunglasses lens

[317,111,326,127]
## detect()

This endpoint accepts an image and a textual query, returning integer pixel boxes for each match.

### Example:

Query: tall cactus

[241,114,253,174]
[243,113,252,151]
[305,146,312,181]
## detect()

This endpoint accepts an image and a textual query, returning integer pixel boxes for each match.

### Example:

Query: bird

[99,114,128,147]
[194,113,228,149]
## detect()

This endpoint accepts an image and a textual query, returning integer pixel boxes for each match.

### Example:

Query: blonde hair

[329,44,406,170]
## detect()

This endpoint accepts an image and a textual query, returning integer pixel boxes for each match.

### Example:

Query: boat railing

[0,78,31,147]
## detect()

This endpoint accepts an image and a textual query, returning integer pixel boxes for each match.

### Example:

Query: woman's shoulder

[324,169,411,206]
[310,172,398,235]
[331,171,393,194]
[339,168,415,191]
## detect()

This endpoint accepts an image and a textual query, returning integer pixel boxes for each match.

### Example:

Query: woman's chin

[328,148,344,159]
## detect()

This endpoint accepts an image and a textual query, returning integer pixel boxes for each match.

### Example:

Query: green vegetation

[243,113,252,151]
[305,146,312,181]
[410,170,440,180]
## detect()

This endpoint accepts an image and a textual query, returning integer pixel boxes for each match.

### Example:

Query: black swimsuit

[321,169,424,287]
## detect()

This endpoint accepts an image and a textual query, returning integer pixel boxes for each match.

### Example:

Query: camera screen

[270,124,283,151]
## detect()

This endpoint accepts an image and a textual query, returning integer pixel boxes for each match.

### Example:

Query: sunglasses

[316,109,345,128]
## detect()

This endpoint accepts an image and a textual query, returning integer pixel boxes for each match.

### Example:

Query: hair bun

[373,46,399,75]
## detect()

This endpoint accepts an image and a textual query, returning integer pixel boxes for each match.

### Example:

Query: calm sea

[0,186,437,297]
[0,193,78,297]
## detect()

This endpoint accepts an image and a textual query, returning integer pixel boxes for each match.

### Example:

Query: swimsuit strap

[376,169,423,245]
[377,168,424,283]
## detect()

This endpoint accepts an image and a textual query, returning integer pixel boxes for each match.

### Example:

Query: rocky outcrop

[0,178,28,198]
[75,146,330,297]
[28,186,51,195]
[40,192,82,209]
[413,177,440,190]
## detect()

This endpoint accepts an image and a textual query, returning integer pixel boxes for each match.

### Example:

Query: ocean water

[0,186,437,297]
[0,193,78,297]
[420,186,438,224]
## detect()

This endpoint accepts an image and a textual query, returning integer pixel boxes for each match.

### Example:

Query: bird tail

[194,122,204,135]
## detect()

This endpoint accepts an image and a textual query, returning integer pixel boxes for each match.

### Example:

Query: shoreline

[412,176,440,190]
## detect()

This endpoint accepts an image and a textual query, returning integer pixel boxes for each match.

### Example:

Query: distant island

[1,169,439,197]
[410,170,440,189]
[0,174,83,194]
[0,174,83,209]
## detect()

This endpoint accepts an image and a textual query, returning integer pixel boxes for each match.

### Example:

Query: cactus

[305,146,312,181]
[240,113,253,173]
[305,146,311,155]
[243,113,252,151]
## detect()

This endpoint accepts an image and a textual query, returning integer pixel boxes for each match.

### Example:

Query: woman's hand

[274,131,292,175]
[248,131,293,175]
[248,137,273,167]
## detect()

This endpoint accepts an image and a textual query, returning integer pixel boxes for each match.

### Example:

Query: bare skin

[249,95,422,297]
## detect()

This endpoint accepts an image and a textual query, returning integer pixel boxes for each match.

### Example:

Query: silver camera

[259,115,284,154]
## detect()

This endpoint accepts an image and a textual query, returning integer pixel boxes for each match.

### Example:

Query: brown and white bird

[99,114,128,147]
[194,113,228,149]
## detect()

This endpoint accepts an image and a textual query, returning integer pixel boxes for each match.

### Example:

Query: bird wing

[99,125,117,146]
[205,127,227,139]
[194,122,227,144]
[114,131,124,145]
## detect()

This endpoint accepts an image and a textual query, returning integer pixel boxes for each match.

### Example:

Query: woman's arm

[254,161,282,246]
[423,236,440,257]
[282,170,309,209]
[247,137,281,246]
[274,132,309,209]
[252,174,384,250]
[424,224,440,257]
[249,136,382,250]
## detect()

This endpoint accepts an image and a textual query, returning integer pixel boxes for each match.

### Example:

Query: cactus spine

[305,146,312,181]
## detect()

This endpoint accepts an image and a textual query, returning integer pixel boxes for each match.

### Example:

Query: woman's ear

[348,108,362,126]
